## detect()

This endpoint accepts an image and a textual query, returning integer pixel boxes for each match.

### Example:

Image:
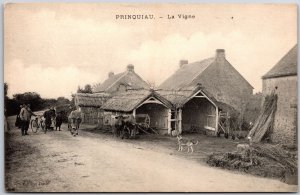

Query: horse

[68,110,82,137]
[113,115,137,139]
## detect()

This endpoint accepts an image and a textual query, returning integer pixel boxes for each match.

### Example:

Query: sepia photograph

[4,3,298,192]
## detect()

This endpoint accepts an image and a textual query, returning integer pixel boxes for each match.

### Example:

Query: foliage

[77,84,93,94]
[4,83,72,116]
[13,92,44,111]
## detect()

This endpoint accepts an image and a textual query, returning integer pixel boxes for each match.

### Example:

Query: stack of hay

[247,92,278,143]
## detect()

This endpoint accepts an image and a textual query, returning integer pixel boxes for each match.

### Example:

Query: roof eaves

[262,72,297,79]
[225,59,254,89]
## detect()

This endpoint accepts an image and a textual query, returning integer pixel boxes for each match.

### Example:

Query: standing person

[50,107,56,128]
[55,111,63,131]
[19,104,35,136]
[43,107,52,133]
[15,105,23,129]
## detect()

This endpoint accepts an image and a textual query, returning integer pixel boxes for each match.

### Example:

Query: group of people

[43,107,63,132]
[16,104,81,136]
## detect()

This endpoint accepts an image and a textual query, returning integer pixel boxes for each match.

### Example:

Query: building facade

[262,44,297,145]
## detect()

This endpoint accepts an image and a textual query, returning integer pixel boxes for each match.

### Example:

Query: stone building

[75,64,150,124]
[158,49,253,134]
[159,49,253,112]
[262,44,297,145]
[93,64,149,94]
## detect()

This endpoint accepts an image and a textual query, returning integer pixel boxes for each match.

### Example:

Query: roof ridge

[224,59,254,89]
[180,57,215,90]
[105,71,127,91]
[262,44,297,79]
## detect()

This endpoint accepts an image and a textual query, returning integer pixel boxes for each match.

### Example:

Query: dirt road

[5,123,297,192]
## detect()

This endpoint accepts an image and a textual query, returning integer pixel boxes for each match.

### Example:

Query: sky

[4,3,297,99]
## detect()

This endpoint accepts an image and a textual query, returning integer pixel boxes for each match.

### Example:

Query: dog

[177,135,198,153]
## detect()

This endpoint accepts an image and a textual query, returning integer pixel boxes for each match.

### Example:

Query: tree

[83,84,93,93]
[13,92,43,111]
[57,97,70,105]
[77,84,93,94]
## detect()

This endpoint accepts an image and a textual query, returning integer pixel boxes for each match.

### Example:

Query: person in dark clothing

[15,105,23,129]
[55,112,63,131]
[43,108,52,132]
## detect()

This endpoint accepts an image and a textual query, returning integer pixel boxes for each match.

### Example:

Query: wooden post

[132,109,136,118]
[215,106,219,135]
[178,109,182,134]
[167,109,171,135]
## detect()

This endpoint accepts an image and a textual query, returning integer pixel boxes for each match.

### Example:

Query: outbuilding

[101,89,173,134]
[261,44,297,145]
[158,49,252,135]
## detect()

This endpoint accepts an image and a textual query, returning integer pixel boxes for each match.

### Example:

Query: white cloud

[126,31,295,92]
[4,4,296,97]
[5,59,99,99]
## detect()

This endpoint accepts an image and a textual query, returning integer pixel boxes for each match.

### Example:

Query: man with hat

[19,104,36,135]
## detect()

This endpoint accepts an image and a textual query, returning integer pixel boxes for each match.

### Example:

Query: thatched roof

[262,44,297,79]
[158,52,253,90]
[157,85,235,112]
[215,101,236,113]
[94,72,126,92]
[93,66,150,93]
[157,85,217,107]
[101,89,173,112]
[75,93,111,107]
[159,58,215,90]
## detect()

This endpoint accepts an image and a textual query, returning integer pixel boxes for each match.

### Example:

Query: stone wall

[262,75,297,145]
[79,107,104,125]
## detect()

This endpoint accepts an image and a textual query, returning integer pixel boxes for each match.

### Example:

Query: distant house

[262,44,297,145]
[74,93,111,124]
[93,64,150,94]
[158,49,253,134]
[75,64,150,124]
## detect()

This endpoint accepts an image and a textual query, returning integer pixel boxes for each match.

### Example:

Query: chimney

[179,60,188,68]
[127,64,134,72]
[108,71,114,78]
[215,49,225,60]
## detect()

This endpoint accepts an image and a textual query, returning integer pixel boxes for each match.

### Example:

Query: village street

[5,118,297,192]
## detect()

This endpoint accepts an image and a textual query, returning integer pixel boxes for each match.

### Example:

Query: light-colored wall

[262,75,297,145]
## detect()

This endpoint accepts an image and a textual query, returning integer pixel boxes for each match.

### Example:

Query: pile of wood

[251,144,297,173]
[207,143,297,182]
[247,92,278,143]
